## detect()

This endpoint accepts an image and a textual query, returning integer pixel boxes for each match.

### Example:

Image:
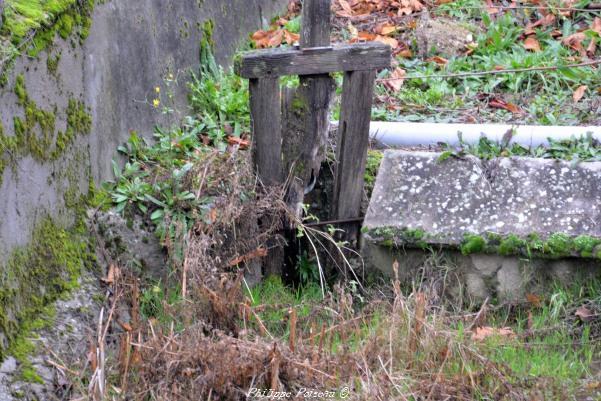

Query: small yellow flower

[152,99,160,108]
[167,73,174,80]
[155,86,161,94]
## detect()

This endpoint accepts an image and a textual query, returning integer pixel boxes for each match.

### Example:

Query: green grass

[480,281,601,389]
[374,8,600,125]
[246,276,323,338]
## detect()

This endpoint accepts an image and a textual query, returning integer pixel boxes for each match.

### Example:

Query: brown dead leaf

[471,326,515,341]
[526,293,542,307]
[525,14,556,35]
[587,38,597,57]
[101,263,121,285]
[489,98,522,114]
[575,305,594,321]
[523,36,541,52]
[485,0,500,13]
[377,23,397,36]
[267,29,284,47]
[283,29,300,45]
[562,32,587,56]
[88,337,97,372]
[592,17,601,34]
[375,35,399,49]
[228,247,268,267]
[383,67,406,91]
[426,56,448,65]
[398,48,413,58]
[338,0,354,17]
[357,31,377,41]
[573,85,587,103]
[118,320,133,332]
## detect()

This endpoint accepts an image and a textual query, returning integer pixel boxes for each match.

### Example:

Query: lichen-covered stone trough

[362,150,601,302]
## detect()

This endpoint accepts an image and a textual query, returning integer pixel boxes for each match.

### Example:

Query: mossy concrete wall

[0,0,286,355]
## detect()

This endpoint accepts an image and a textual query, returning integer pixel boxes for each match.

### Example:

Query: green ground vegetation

[371,2,600,125]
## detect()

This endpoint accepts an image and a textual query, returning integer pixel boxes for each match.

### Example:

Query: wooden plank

[249,77,283,186]
[281,0,335,221]
[331,70,377,245]
[300,0,331,48]
[235,43,391,79]
[249,77,284,277]
[281,79,335,220]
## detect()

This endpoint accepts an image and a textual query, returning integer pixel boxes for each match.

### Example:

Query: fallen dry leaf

[587,38,597,57]
[573,85,587,103]
[375,35,399,49]
[228,247,268,267]
[378,23,397,36]
[575,305,594,321]
[562,32,587,56]
[101,263,121,285]
[593,17,601,34]
[383,67,406,92]
[526,293,542,307]
[471,326,515,341]
[489,98,522,114]
[523,36,541,52]
[338,0,354,17]
[426,55,448,65]
[227,136,250,149]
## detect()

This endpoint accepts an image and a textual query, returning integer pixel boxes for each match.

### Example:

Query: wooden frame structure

[235,0,391,272]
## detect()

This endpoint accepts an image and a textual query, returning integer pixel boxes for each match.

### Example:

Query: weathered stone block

[362,150,601,302]
[363,150,601,258]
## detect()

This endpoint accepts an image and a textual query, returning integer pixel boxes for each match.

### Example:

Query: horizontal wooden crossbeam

[235,42,391,79]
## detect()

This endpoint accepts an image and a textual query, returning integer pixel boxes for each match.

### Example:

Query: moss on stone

[498,234,526,256]
[573,235,601,258]
[369,227,601,260]
[46,52,61,75]
[0,75,92,179]
[0,213,95,361]
[460,234,486,255]
[544,233,573,258]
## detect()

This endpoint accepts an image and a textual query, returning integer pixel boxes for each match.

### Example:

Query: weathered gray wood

[249,77,283,186]
[235,43,391,79]
[281,80,335,220]
[331,70,377,244]
[249,78,285,277]
[300,0,331,48]
[280,0,335,221]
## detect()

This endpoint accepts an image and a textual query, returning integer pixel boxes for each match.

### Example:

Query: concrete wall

[0,0,287,261]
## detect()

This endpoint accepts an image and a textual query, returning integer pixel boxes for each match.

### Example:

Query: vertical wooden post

[331,70,377,245]
[249,77,282,186]
[249,77,284,277]
[283,0,334,219]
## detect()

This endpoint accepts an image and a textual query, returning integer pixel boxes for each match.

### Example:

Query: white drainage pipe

[365,122,601,147]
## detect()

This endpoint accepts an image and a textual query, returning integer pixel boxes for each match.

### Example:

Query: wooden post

[331,70,377,245]
[249,77,285,277]
[249,78,282,186]
[283,0,335,220]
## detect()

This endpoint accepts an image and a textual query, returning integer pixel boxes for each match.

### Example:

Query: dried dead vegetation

[78,149,594,400]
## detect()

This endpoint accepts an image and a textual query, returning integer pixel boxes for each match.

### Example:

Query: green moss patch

[366,225,601,260]
[0,74,91,186]
[0,214,95,361]
[0,0,95,82]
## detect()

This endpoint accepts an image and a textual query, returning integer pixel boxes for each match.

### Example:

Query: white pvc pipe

[365,122,601,147]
